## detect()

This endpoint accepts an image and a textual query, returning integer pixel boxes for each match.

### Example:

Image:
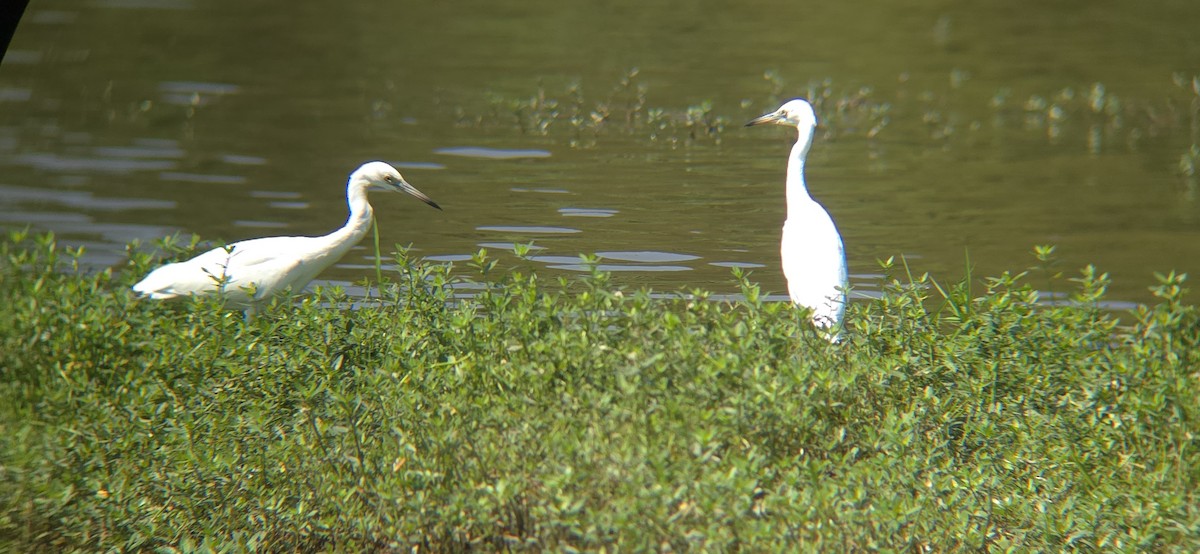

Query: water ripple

[250,191,302,199]
[13,152,176,173]
[94,145,185,158]
[29,11,77,24]
[547,263,693,273]
[435,146,552,159]
[708,261,767,268]
[477,225,581,234]
[559,207,618,217]
[528,255,584,264]
[159,172,247,184]
[391,161,446,170]
[597,251,700,263]
[157,81,240,95]
[0,88,32,102]
[221,154,268,166]
[0,184,175,211]
[233,220,289,229]
[512,187,571,194]
[158,81,240,106]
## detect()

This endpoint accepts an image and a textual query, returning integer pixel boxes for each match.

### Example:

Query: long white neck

[323,180,374,255]
[785,124,816,217]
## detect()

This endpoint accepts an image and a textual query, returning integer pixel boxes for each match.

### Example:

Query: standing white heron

[746,99,847,337]
[133,161,441,316]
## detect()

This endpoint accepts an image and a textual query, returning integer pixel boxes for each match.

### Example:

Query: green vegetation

[460,69,1200,170]
[1,230,1198,552]
[462,69,891,148]
[465,68,729,148]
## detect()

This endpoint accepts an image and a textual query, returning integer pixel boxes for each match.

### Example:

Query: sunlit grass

[1,229,1198,551]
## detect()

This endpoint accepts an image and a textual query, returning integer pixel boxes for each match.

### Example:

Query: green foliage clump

[461,69,897,149]
[1,230,1198,552]
[466,68,729,148]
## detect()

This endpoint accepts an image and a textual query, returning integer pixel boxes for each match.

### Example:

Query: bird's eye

[384,175,395,183]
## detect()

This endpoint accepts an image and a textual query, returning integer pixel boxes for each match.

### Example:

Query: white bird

[746,99,848,337]
[133,161,441,316]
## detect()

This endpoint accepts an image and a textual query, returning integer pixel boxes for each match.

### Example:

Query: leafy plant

[1,230,1197,551]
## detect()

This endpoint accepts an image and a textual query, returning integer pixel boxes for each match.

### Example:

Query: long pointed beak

[745,112,784,127]
[396,178,442,210]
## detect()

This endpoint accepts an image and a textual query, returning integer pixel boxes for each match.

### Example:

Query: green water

[2,0,1198,304]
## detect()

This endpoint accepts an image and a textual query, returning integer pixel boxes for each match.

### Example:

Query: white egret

[133,161,441,316]
[746,99,847,337]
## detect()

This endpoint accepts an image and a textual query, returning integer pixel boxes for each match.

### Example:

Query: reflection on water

[392,161,446,171]
[477,225,581,234]
[157,81,240,107]
[523,251,702,274]
[232,220,289,229]
[708,261,766,269]
[2,51,42,65]
[434,147,553,159]
[249,191,302,199]
[512,188,571,194]
[13,153,176,173]
[222,154,268,166]
[559,207,617,217]
[0,175,176,268]
[266,201,309,210]
[548,263,692,273]
[598,251,699,263]
[0,184,175,211]
[94,145,185,159]
[158,172,247,185]
[159,172,247,185]
[0,210,90,225]
[27,11,76,25]
[157,82,241,96]
[0,88,32,101]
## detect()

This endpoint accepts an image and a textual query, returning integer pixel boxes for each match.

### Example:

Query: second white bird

[747,99,848,335]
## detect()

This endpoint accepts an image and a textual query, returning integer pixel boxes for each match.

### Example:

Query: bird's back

[132,235,322,306]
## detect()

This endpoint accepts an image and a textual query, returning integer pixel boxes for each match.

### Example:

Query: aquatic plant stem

[372,217,383,295]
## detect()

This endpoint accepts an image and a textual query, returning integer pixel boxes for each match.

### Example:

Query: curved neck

[326,181,374,252]
[786,125,816,216]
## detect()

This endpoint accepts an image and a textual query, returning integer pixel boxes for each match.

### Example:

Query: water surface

[2,0,1198,304]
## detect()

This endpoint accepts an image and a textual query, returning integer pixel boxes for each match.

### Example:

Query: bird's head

[353,161,442,210]
[745,98,818,130]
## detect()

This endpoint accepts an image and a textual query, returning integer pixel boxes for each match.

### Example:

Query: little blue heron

[747,99,847,338]
[133,161,441,316]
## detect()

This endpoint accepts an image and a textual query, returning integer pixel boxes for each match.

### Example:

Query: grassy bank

[1,230,1197,552]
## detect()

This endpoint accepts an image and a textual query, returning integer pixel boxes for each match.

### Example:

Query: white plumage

[133,161,441,316]
[747,99,848,337]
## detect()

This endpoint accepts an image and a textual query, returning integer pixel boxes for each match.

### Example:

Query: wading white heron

[746,99,847,338]
[132,161,441,316]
